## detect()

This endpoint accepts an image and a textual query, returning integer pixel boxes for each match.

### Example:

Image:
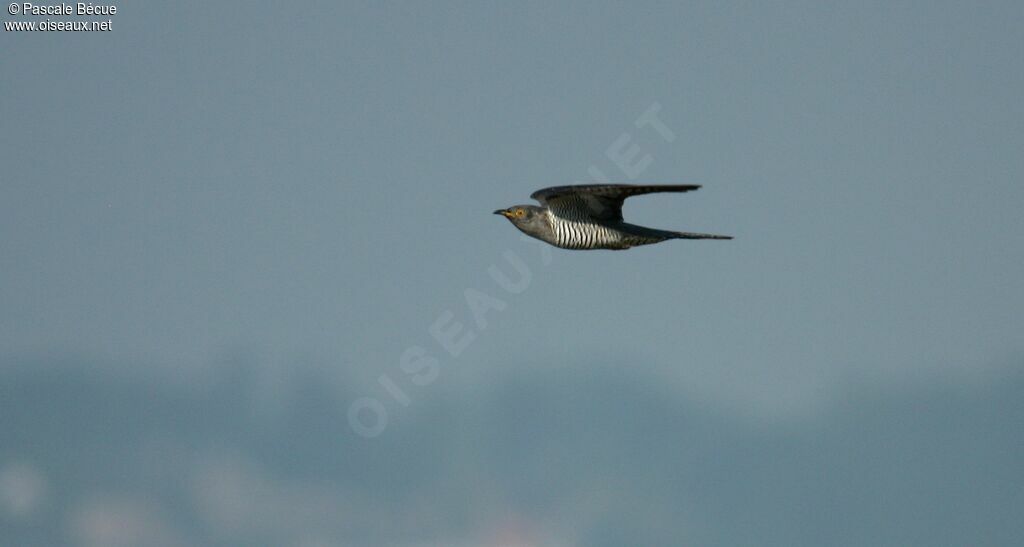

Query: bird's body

[547,214,667,250]
[495,184,732,250]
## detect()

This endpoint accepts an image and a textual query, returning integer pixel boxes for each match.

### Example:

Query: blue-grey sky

[2,2,1023,545]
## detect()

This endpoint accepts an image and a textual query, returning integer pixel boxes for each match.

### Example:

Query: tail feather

[670,231,733,240]
[616,222,732,241]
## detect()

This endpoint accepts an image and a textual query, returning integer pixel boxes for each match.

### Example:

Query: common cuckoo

[494,184,732,250]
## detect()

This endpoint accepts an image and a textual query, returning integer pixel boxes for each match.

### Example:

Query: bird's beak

[493,209,510,217]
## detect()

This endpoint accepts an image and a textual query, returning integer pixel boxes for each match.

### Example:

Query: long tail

[617,222,733,241]
[669,231,732,240]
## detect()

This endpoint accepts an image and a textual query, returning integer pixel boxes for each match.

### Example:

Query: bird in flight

[494,184,732,250]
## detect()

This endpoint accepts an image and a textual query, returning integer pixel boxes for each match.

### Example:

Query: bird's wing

[531,184,701,221]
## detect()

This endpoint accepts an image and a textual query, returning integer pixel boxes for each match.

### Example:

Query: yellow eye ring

[514,209,525,217]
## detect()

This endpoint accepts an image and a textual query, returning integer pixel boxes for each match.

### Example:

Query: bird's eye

[515,209,525,217]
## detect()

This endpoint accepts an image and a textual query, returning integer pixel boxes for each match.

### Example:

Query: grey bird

[494,184,732,250]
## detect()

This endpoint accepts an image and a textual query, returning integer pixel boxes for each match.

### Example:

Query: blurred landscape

[3,353,1023,545]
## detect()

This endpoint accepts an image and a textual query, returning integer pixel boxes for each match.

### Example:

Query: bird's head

[493,205,547,235]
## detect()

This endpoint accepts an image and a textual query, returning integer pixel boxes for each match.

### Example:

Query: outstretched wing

[530,184,701,221]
